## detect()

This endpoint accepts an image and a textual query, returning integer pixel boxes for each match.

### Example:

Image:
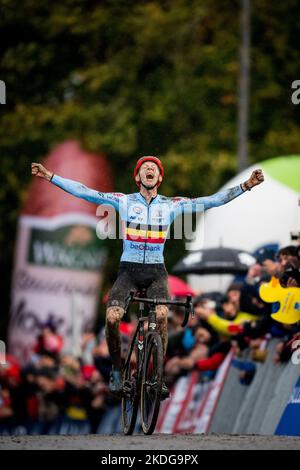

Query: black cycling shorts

[107,261,170,309]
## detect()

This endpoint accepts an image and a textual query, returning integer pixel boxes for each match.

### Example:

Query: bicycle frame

[123,299,158,382]
[123,291,194,380]
[122,291,194,435]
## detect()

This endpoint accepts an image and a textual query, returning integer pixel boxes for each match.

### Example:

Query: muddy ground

[0,433,299,450]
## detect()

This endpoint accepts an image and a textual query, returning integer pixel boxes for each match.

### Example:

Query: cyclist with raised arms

[31,157,264,397]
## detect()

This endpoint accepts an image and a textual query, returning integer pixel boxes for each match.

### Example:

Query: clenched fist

[242,169,264,191]
[31,162,53,182]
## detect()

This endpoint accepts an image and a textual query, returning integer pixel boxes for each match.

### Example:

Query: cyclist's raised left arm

[198,168,264,210]
[170,169,264,218]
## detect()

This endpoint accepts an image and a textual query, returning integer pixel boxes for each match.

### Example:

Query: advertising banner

[275,375,300,436]
[156,351,233,434]
[9,141,113,363]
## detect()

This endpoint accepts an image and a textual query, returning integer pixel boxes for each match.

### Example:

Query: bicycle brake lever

[190,302,195,318]
[181,294,192,328]
[186,294,195,318]
[124,290,135,311]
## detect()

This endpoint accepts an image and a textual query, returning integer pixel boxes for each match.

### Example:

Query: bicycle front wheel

[141,332,164,435]
[122,343,140,435]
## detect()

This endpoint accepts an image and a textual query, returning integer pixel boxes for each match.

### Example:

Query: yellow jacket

[207,311,259,336]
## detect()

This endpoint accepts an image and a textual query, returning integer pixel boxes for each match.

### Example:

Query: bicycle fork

[137,303,157,375]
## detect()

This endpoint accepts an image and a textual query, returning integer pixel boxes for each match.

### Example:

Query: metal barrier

[209,359,248,434]
[209,339,299,435]
[260,360,299,434]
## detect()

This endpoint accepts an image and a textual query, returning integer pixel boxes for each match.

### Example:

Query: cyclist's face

[137,162,162,189]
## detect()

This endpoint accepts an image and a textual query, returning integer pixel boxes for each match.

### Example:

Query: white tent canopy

[187,156,300,293]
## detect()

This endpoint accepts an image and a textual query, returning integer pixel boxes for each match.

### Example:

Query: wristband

[241,180,252,192]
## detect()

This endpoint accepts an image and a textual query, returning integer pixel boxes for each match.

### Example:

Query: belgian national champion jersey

[51,175,244,264]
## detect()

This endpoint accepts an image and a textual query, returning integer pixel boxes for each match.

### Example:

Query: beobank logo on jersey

[130,243,160,252]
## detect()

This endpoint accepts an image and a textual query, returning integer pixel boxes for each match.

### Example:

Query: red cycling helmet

[133,156,164,187]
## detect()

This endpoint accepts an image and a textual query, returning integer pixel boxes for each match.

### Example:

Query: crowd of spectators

[1,242,299,435]
[0,324,118,435]
[166,243,300,385]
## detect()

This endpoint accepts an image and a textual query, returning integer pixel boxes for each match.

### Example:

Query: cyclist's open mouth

[146,174,154,181]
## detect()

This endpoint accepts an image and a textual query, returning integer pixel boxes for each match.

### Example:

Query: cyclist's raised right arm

[31,162,123,210]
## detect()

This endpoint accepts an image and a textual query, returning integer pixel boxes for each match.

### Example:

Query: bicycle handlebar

[125,290,194,328]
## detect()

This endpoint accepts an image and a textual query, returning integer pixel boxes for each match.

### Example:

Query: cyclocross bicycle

[121,289,194,435]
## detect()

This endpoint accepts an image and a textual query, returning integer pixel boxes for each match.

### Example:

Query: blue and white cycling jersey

[51,175,244,264]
